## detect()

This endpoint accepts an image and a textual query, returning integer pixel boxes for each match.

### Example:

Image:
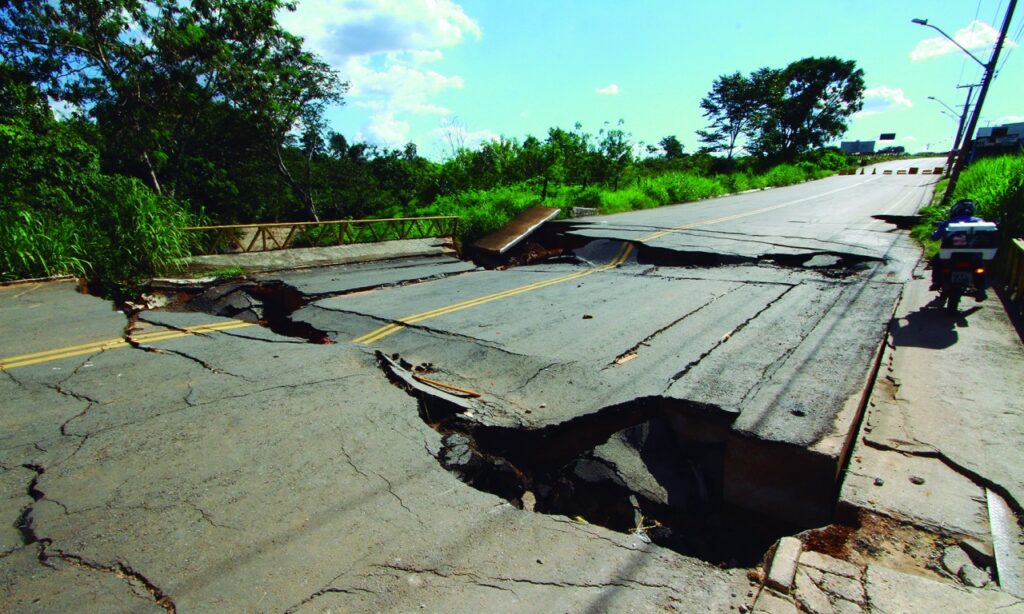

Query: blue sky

[279,0,1023,159]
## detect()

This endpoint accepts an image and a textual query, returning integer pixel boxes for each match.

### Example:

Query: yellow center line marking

[354,243,633,344]
[354,177,882,344]
[0,320,254,370]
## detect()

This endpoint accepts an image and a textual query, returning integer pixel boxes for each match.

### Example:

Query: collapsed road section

[165,214,914,565]
[226,229,906,556]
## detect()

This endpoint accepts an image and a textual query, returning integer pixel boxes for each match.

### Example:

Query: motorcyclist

[929,198,985,295]
[931,199,982,240]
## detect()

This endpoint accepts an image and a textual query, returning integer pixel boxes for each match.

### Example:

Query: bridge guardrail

[185,216,459,255]
[1008,238,1024,302]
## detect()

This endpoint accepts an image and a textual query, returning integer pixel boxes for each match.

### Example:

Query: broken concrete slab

[0,279,126,362]
[473,206,560,255]
[753,587,800,614]
[799,551,862,580]
[253,254,478,297]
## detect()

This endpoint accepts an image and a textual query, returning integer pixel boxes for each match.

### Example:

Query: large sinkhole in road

[377,352,800,568]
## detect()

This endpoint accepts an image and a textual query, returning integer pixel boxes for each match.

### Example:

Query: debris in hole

[377,350,800,567]
[873,478,885,487]
[909,476,925,485]
[412,373,481,398]
[582,314,593,320]
[522,491,536,512]
[802,254,842,269]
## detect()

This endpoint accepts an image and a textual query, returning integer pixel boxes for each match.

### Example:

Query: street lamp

[911,18,987,68]
[928,94,973,175]
[926,96,958,117]
[912,3,1017,204]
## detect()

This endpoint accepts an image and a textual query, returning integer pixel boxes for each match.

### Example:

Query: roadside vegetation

[2,1,879,291]
[912,154,1024,257]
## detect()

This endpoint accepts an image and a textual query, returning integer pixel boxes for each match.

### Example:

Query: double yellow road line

[354,242,634,344]
[0,320,254,370]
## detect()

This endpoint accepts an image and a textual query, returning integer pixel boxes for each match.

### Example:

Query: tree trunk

[275,145,320,222]
[141,151,163,196]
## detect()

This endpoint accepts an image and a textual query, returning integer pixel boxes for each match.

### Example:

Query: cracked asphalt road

[1,158,960,611]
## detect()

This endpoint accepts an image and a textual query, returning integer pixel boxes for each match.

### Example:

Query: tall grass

[1,175,192,285]
[414,159,836,245]
[0,209,88,279]
[911,153,1024,253]
[417,185,543,244]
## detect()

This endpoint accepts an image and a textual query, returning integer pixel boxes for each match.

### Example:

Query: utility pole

[945,84,977,177]
[942,0,1017,205]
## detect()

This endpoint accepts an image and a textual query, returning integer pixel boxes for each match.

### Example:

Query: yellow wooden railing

[1007,238,1024,302]
[185,216,459,255]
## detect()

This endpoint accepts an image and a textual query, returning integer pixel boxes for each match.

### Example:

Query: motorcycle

[934,221,998,314]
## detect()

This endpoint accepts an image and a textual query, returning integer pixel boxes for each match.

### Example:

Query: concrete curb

[0,275,77,287]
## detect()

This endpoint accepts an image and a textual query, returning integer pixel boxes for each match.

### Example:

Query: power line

[959,0,985,85]
[994,15,1024,75]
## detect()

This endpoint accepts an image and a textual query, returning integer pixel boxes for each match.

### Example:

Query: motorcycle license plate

[952,272,972,285]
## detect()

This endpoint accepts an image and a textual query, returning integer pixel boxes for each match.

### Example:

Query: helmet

[950,199,976,218]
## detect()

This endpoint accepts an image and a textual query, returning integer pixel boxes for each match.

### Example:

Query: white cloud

[595,83,620,96]
[279,0,482,148]
[910,20,1017,61]
[280,0,480,61]
[363,112,411,146]
[996,115,1024,124]
[855,86,913,117]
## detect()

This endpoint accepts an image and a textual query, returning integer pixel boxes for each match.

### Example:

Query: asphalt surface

[285,159,933,525]
[8,157,1019,612]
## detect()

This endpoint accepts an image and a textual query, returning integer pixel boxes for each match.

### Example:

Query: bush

[760,164,807,187]
[912,154,1024,250]
[0,112,192,286]
[722,172,752,193]
[417,184,543,245]
[82,175,193,284]
[0,209,87,279]
[599,187,659,214]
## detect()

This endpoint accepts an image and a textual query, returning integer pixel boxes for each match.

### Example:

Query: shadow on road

[889,298,963,350]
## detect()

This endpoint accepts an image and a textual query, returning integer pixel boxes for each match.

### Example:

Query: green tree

[597,120,633,190]
[546,123,595,187]
[0,0,346,220]
[659,135,685,159]
[749,57,865,161]
[0,66,190,284]
[696,69,778,160]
